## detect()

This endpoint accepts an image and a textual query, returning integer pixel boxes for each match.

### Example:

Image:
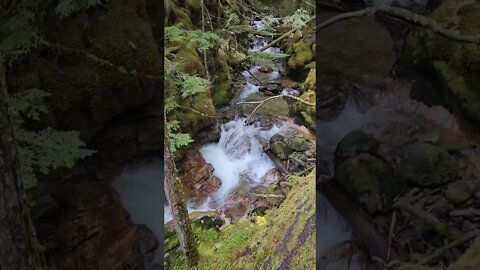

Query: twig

[316,6,480,43]
[393,198,462,241]
[386,210,397,262]
[251,193,285,198]
[419,231,477,265]
[244,68,263,85]
[176,104,216,118]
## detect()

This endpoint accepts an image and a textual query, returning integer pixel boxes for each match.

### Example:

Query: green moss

[212,51,233,107]
[292,78,315,131]
[433,61,480,123]
[166,170,316,270]
[411,1,480,72]
[287,40,313,70]
[303,68,315,92]
[336,153,399,213]
[175,46,206,77]
[173,90,216,134]
[171,1,193,29]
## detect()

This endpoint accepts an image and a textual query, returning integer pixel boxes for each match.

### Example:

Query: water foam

[200,118,281,206]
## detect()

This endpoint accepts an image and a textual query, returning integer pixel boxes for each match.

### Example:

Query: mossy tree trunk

[0,56,47,270]
[164,116,198,266]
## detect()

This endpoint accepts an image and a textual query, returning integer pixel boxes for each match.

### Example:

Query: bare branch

[237,94,314,121]
[316,6,480,43]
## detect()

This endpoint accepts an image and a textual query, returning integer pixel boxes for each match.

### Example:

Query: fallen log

[319,180,396,261]
[265,149,289,175]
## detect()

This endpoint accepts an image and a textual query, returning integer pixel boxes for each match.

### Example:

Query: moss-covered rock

[292,88,315,131]
[396,142,458,186]
[433,61,480,124]
[270,134,284,144]
[171,1,193,29]
[335,130,379,160]
[335,153,403,214]
[212,50,233,107]
[404,0,480,125]
[287,40,314,71]
[175,46,206,76]
[270,141,293,160]
[287,137,309,152]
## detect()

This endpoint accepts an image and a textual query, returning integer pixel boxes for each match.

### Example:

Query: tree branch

[237,94,314,122]
[316,6,480,43]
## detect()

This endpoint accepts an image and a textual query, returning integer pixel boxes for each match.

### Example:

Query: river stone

[335,153,402,214]
[396,142,458,186]
[271,141,293,160]
[270,134,285,144]
[287,137,310,152]
[445,181,473,205]
[335,130,379,160]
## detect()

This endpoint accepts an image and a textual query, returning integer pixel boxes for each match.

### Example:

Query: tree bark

[0,56,47,269]
[164,118,198,266]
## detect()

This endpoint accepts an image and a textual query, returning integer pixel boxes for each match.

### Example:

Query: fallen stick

[319,181,395,260]
[316,6,480,43]
[237,94,314,122]
[265,149,289,175]
[386,210,397,262]
[419,231,477,265]
[251,193,285,198]
[393,198,462,241]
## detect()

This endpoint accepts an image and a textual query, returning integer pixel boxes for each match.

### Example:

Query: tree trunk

[164,119,198,266]
[0,56,47,269]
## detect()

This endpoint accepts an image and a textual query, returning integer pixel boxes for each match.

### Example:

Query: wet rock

[445,181,473,205]
[287,137,310,152]
[270,141,293,160]
[194,214,224,230]
[259,82,282,93]
[335,130,378,160]
[396,142,458,186]
[335,153,403,213]
[178,149,221,204]
[280,79,300,89]
[259,66,273,73]
[270,134,284,144]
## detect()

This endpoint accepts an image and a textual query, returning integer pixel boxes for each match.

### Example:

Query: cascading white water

[200,118,281,206]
